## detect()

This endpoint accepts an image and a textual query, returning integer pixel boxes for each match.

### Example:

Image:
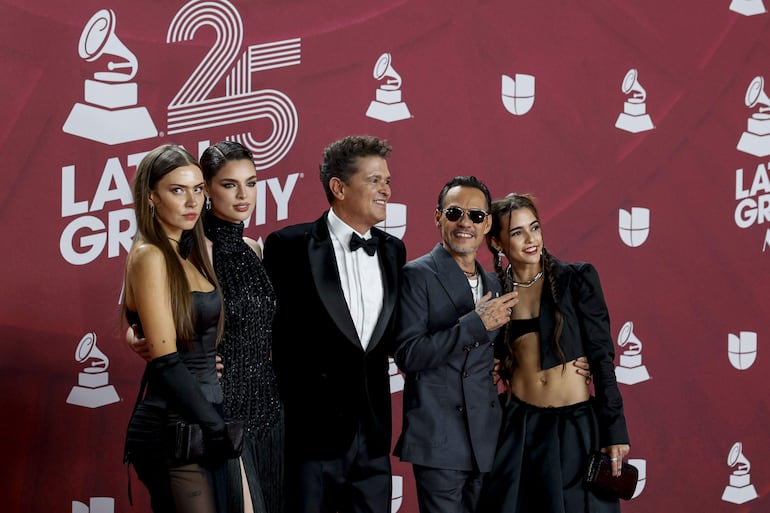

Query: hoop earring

[205,197,211,210]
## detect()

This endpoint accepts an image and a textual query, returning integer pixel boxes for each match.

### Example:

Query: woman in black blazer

[481,193,630,513]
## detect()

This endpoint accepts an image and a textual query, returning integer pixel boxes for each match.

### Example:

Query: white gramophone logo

[618,207,650,247]
[728,331,757,370]
[627,458,647,499]
[391,475,403,513]
[73,497,114,513]
[615,321,650,385]
[736,76,770,157]
[615,69,654,133]
[375,203,408,240]
[501,74,535,115]
[730,0,766,16]
[66,332,120,408]
[63,9,158,145]
[366,53,412,123]
[721,442,758,504]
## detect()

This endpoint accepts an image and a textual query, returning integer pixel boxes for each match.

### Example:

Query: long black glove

[151,352,240,461]
[150,352,225,436]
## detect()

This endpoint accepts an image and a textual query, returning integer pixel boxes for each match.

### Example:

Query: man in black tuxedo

[393,176,518,513]
[263,135,406,513]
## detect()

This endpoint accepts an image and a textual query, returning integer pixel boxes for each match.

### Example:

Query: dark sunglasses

[440,207,489,224]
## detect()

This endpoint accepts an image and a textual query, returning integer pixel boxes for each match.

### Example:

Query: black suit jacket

[263,213,406,460]
[393,244,503,472]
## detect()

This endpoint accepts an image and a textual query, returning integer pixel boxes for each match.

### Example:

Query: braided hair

[486,193,567,386]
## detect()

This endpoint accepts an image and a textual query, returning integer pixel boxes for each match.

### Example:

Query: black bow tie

[349,233,378,256]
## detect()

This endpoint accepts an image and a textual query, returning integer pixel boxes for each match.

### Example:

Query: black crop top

[508,316,540,341]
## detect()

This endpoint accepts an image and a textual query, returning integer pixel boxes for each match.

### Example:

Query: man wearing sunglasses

[393,176,519,513]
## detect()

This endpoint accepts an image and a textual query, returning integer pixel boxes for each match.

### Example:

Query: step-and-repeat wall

[1,1,769,512]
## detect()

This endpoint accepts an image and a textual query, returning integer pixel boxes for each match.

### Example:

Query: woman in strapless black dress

[122,144,232,513]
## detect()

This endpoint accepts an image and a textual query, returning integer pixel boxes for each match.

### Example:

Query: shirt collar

[327,208,372,246]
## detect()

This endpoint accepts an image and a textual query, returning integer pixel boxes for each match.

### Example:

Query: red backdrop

[2,1,770,512]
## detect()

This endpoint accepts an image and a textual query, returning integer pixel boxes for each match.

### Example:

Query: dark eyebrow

[509,220,539,232]
[219,175,257,182]
[169,182,205,188]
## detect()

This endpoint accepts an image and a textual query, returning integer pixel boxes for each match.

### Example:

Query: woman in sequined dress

[199,141,284,513]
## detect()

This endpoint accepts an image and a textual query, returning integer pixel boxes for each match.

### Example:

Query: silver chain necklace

[507,265,544,288]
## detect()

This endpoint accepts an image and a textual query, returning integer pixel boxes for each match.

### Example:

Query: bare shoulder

[127,242,166,277]
[243,236,263,259]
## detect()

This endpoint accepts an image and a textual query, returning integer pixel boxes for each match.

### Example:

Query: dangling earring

[150,204,155,218]
[205,197,211,210]
[497,249,505,259]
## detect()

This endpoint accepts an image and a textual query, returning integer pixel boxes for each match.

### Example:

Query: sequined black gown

[204,210,284,513]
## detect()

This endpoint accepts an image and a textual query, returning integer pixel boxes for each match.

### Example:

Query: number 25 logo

[167,0,300,170]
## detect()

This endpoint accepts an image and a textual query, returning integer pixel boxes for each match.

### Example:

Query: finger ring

[610,457,618,462]
[506,308,512,315]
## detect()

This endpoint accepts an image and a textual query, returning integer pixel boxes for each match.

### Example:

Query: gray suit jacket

[393,243,503,472]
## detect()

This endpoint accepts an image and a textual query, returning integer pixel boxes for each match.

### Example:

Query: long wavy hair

[486,193,566,385]
[124,144,222,347]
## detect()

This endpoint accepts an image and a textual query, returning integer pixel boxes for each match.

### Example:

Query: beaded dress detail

[204,210,284,513]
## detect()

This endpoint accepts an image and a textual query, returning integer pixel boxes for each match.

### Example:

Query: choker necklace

[463,269,478,278]
[167,231,194,260]
[509,267,544,288]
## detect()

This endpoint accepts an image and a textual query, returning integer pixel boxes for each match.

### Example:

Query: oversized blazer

[499,257,629,446]
[262,213,406,460]
[393,243,503,472]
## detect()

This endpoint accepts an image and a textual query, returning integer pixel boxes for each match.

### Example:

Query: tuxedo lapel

[308,215,361,347]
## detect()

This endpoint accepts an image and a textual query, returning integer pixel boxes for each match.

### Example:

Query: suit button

[463,371,470,378]
[463,345,471,352]
[457,406,465,413]
[473,341,480,348]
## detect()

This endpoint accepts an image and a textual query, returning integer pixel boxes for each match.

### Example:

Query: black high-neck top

[203,210,282,435]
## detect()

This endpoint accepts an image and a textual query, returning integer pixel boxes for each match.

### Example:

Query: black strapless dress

[125,289,223,455]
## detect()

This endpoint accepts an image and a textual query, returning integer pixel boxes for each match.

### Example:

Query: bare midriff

[509,333,589,407]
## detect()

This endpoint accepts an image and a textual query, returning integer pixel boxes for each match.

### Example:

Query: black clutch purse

[585,452,639,500]
[173,420,244,462]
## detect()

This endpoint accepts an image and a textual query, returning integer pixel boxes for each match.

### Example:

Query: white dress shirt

[327,208,384,350]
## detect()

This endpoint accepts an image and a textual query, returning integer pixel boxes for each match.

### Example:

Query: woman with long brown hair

[123,144,234,513]
[481,193,630,513]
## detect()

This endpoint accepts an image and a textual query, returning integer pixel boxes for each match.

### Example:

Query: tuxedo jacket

[393,244,503,472]
[496,257,629,446]
[262,213,406,460]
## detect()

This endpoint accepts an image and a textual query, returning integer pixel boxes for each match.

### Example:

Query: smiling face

[206,159,257,224]
[436,185,491,261]
[330,155,391,233]
[493,207,543,269]
[149,164,205,238]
